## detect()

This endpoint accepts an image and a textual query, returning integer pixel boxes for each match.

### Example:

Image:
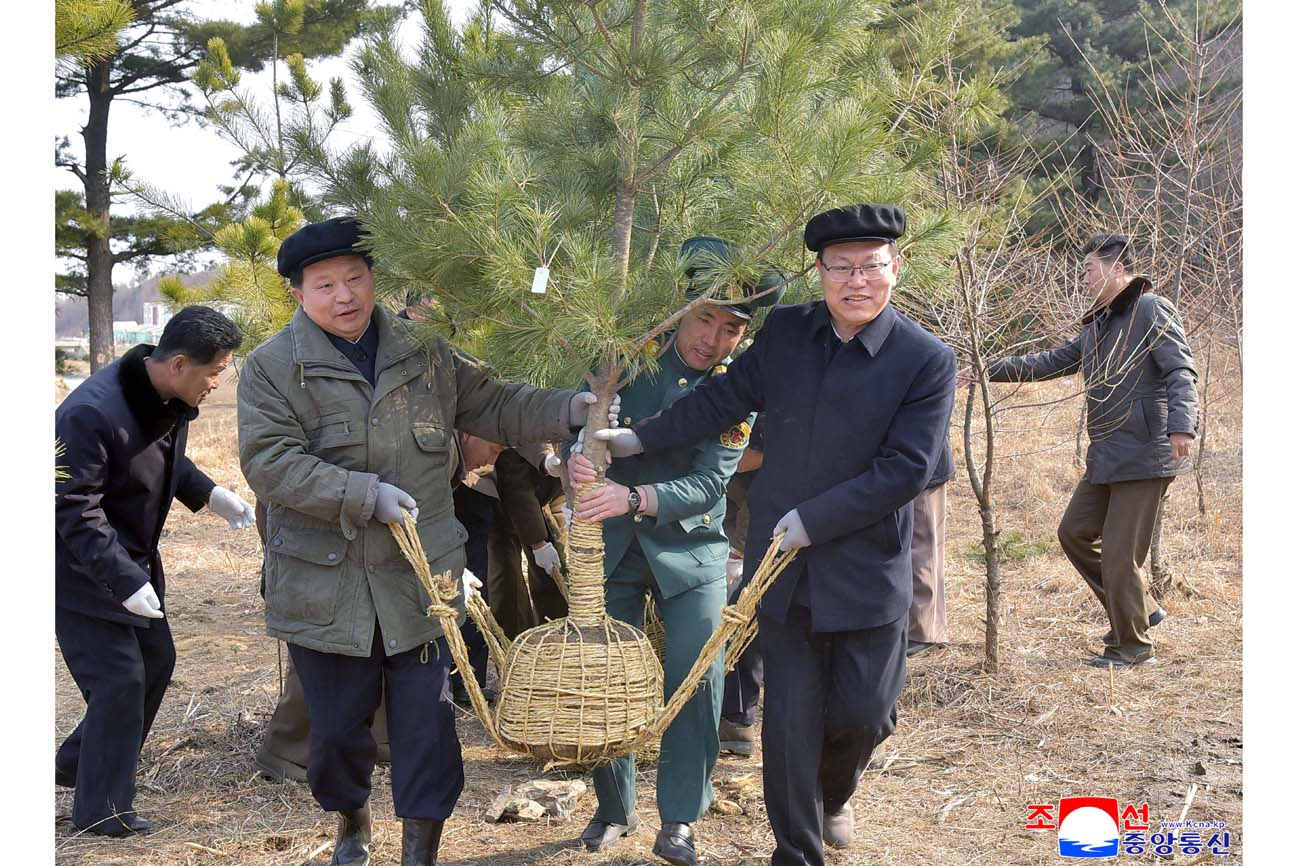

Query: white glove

[568,392,622,427]
[542,454,563,478]
[374,482,419,524]
[570,427,611,469]
[461,568,483,600]
[773,508,811,552]
[530,541,562,574]
[593,428,645,458]
[208,486,256,530]
[123,582,165,619]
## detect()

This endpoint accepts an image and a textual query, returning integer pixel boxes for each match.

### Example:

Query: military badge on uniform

[712,364,728,376]
[720,420,751,449]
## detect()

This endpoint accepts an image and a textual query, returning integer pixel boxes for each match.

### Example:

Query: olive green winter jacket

[237,305,577,657]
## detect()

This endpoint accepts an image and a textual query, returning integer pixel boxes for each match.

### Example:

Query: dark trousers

[55,606,176,833]
[452,485,494,691]
[759,607,907,866]
[287,627,464,819]
[256,649,390,778]
[1058,476,1171,662]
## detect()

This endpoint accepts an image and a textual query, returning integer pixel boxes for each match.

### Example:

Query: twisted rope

[388,515,512,751]
[628,533,798,750]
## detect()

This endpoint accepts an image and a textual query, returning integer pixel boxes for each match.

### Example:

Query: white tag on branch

[531,266,550,294]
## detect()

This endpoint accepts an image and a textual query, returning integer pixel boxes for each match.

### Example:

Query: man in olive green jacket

[237,217,598,866]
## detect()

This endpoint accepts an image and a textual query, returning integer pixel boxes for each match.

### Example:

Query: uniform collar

[661,331,711,380]
[812,301,898,357]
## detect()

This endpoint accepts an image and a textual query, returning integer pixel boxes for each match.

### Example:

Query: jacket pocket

[1122,400,1153,443]
[870,511,904,554]
[687,538,730,565]
[265,526,348,625]
[304,402,366,451]
[412,423,452,479]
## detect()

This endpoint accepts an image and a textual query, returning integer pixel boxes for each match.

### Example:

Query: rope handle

[388,515,512,752]
[628,532,798,750]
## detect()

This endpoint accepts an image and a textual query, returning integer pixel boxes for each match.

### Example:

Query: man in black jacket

[55,306,253,837]
[595,205,956,866]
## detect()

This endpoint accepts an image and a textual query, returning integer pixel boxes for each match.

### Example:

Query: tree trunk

[1194,330,1214,515]
[562,363,620,626]
[980,501,1000,675]
[1074,401,1086,468]
[82,60,116,372]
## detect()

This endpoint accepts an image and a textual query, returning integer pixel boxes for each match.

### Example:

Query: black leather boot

[400,818,445,866]
[331,804,372,866]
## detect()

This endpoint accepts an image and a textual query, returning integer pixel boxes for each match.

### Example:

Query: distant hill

[55,269,218,337]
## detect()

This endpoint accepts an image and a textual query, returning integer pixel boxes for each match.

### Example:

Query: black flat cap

[681,236,787,320]
[804,203,907,252]
[277,216,373,279]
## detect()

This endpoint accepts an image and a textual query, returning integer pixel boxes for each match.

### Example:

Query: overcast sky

[54,0,476,246]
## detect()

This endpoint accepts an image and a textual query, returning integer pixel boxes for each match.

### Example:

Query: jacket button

[677,377,688,387]
[273,538,283,547]
[327,552,337,561]
[624,416,633,425]
[633,514,643,523]
[389,639,397,648]
[702,515,711,524]
[400,369,407,376]
[368,565,376,573]
[371,417,380,426]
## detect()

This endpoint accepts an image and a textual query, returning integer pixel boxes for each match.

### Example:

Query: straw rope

[388,512,798,763]
[465,590,510,675]
[388,515,511,751]
[563,515,607,625]
[628,533,798,751]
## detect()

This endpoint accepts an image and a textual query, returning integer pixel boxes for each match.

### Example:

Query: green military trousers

[593,538,726,825]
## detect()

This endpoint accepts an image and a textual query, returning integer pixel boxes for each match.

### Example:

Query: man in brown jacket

[237,217,603,866]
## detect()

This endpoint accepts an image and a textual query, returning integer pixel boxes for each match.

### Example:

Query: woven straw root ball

[495,615,664,763]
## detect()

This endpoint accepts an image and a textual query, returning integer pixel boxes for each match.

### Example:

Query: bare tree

[1068,0,1242,597]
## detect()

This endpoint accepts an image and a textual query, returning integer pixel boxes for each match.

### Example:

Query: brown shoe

[823,803,854,849]
[718,718,757,757]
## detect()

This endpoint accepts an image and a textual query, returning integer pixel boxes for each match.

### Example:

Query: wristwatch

[626,486,643,514]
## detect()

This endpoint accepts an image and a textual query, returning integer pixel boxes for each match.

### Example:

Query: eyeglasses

[821,259,893,279]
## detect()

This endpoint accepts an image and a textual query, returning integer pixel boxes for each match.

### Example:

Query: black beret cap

[680,235,787,321]
[277,216,373,279]
[804,203,907,252]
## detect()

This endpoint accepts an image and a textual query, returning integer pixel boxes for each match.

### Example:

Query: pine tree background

[297,0,972,394]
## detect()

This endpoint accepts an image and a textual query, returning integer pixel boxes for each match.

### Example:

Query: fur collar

[1083,275,1153,324]
[118,344,198,438]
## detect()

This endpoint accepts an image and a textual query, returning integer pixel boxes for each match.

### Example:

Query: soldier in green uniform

[567,237,785,866]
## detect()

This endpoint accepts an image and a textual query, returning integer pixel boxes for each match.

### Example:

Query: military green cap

[680,235,787,321]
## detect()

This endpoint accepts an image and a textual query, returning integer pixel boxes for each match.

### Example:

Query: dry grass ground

[54,353,1242,866]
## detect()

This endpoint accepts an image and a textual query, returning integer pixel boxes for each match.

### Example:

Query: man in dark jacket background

[986,233,1199,667]
[55,306,252,836]
[595,204,957,866]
